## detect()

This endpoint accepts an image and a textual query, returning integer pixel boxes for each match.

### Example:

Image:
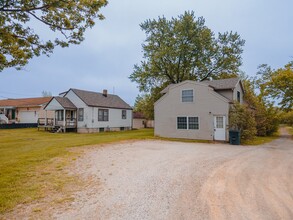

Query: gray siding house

[41,88,132,133]
[154,78,244,141]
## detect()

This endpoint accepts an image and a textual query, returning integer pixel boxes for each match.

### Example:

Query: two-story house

[154,78,244,141]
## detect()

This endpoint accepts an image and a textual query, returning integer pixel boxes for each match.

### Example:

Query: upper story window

[237,91,241,102]
[122,110,127,119]
[98,109,109,121]
[182,89,193,102]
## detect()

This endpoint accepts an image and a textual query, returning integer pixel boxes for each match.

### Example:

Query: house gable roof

[0,97,51,108]
[43,97,77,110]
[70,88,132,110]
[202,77,241,90]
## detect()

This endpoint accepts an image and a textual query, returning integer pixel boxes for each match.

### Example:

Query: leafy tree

[0,0,108,71]
[133,94,154,120]
[130,11,245,93]
[243,78,279,136]
[133,86,164,120]
[281,111,293,126]
[256,61,293,111]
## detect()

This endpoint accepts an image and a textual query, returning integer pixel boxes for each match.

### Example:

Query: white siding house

[41,89,132,133]
[155,78,244,141]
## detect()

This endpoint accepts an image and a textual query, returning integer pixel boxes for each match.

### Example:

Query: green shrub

[229,103,257,141]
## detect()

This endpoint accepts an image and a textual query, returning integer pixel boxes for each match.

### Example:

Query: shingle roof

[0,97,51,107]
[71,89,132,110]
[202,77,240,90]
[55,97,77,109]
[133,112,145,119]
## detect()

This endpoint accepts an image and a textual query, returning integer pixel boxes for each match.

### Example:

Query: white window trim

[177,116,199,130]
[181,89,194,103]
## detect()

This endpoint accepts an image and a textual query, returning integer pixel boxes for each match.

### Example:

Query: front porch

[38,109,77,133]
[0,108,16,124]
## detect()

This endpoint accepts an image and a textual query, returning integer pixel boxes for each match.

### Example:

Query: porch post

[45,110,47,126]
[63,109,66,129]
[53,111,56,126]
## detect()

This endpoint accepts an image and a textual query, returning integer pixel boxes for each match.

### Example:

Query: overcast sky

[1,0,292,105]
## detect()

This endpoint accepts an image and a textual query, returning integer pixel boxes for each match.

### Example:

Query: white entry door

[214,116,226,141]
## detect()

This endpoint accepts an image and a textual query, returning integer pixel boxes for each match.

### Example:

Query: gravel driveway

[4,128,293,219]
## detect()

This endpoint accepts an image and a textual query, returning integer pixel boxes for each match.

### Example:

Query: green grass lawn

[0,128,154,213]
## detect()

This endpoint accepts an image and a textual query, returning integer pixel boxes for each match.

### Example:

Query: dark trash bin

[229,130,240,145]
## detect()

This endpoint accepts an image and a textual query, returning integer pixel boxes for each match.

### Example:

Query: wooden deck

[38,118,77,132]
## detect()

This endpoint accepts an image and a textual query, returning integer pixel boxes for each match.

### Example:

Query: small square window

[182,90,193,102]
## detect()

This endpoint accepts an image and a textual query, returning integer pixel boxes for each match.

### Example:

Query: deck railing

[38,118,77,128]
[38,118,54,126]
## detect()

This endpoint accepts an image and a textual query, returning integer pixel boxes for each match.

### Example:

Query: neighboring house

[132,112,154,129]
[154,78,244,141]
[41,88,133,133]
[0,97,52,124]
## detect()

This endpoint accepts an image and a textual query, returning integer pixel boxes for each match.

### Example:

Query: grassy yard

[0,128,154,213]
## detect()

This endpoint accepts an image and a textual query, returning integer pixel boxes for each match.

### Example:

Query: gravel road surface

[4,128,293,219]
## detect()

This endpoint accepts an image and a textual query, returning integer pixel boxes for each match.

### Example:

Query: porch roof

[55,97,77,109]
[44,97,77,110]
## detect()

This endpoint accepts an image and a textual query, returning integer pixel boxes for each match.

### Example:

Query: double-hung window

[98,109,109,121]
[177,116,199,130]
[122,110,127,119]
[182,90,193,102]
[78,108,84,121]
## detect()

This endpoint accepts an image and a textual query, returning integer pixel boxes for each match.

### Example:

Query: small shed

[133,112,147,129]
